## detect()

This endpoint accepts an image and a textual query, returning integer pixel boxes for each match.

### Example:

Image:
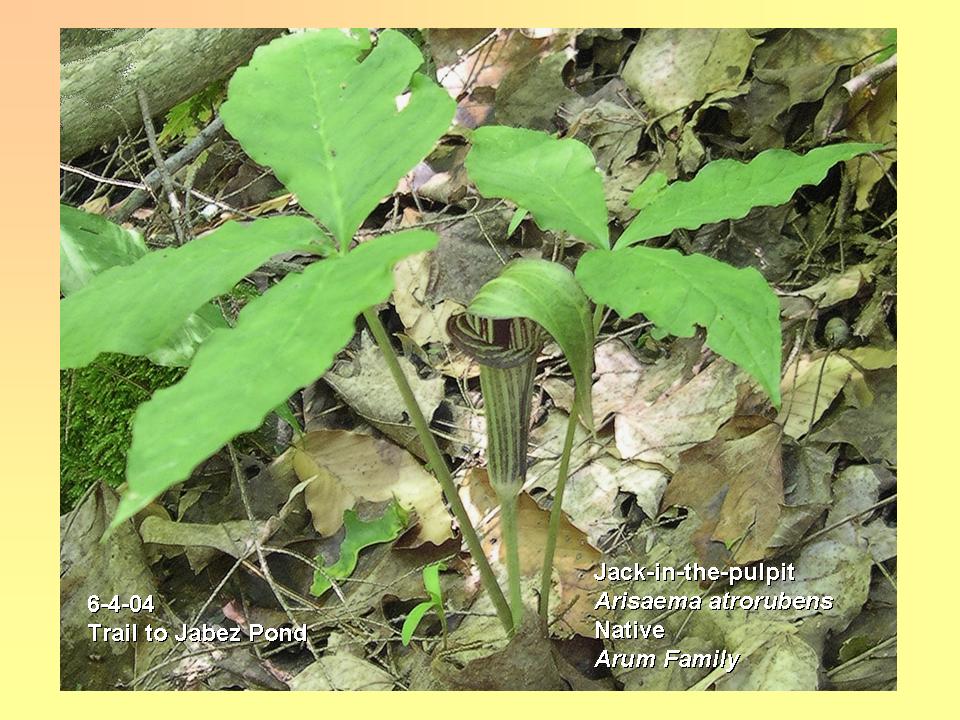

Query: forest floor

[60,28,896,690]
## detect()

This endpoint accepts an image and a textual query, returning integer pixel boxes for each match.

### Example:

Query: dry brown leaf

[323,331,445,456]
[787,263,875,309]
[392,249,465,347]
[847,74,896,210]
[663,415,784,566]
[293,430,453,546]
[592,339,700,426]
[525,408,668,545]
[460,468,601,637]
[778,346,896,439]
[428,29,575,128]
[557,455,668,545]
[778,352,855,439]
[613,357,752,472]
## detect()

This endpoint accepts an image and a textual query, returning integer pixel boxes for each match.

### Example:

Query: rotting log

[60,28,280,161]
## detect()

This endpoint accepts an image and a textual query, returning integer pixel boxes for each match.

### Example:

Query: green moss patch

[60,354,183,512]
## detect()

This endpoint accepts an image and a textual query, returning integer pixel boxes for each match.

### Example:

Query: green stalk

[538,396,579,628]
[497,490,523,628]
[362,308,514,635]
[592,303,606,335]
[478,355,537,630]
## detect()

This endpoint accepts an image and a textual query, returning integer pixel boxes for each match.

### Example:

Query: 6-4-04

[88,595,154,613]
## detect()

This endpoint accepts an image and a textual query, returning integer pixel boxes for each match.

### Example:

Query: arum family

[60,29,883,638]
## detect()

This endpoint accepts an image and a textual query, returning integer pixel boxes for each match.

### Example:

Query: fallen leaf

[568,99,643,174]
[753,29,887,108]
[139,516,263,572]
[846,74,896,210]
[787,263,876,309]
[526,411,668,545]
[591,338,700,427]
[768,442,836,548]
[778,346,896,439]
[293,429,453,546]
[614,357,753,472]
[663,415,784,565]
[778,351,856,439]
[429,29,574,128]
[716,623,819,690]
[323,330,445,457]
[623,29,759,128]
[824,464,896,563]
[60,483,169,689]
[460,468,601,636]
[392,249,465,346]
[289,653,394,690]
[811,367,896,464]
[495,50,579,131]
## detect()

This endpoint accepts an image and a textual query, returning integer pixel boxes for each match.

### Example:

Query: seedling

[59,27,882,637]
[401,561,448,647]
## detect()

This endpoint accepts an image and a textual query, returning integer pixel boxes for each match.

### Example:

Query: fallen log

[60,28,280,160]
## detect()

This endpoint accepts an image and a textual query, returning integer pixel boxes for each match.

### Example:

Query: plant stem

[539,396,579,628]
[362,308,514,635]
[497,491,523,629]
[592,303,606,335]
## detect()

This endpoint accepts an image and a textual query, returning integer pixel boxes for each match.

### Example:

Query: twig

[227,444,323,660]
[112,116,225,222]
[793,494,897,550]
[843,53,897,96]
[136,88,187,245]
[826,636,896,679]
[59,163,144,190]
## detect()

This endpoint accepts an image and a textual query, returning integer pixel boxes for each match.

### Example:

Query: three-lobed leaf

[61,216,326,369]
[616,143,883,248]
[577,246,783,407]
[468,259,595,428]
[465,126,609,249]
[220,29,455,250]
[111,229,439,529]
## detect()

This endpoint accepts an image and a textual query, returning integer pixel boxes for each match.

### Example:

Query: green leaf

[467,259,595,428]
[60,205,231,368]
[60,204,147,295]
[615,143,883,249]
[577,247,782,407]
[141,303,230,368]
[627,172,668,211]
[401,601,435,646]
[310,501,410,596]
[61,216,326,369]
[875,29,896,63]
[111,230,437,529]
[422,561,445,605]
[465,126,609,249]
[507,206,527,237]
[220,29,455,250]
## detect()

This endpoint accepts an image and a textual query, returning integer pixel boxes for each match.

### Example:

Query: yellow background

[5,0,944,709]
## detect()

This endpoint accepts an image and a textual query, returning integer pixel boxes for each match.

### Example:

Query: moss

[60,354,183,513]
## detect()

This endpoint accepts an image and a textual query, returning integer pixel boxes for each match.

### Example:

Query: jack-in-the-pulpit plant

[448,313,545,628]
[61,28,512,634]
[60,27,885,638]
